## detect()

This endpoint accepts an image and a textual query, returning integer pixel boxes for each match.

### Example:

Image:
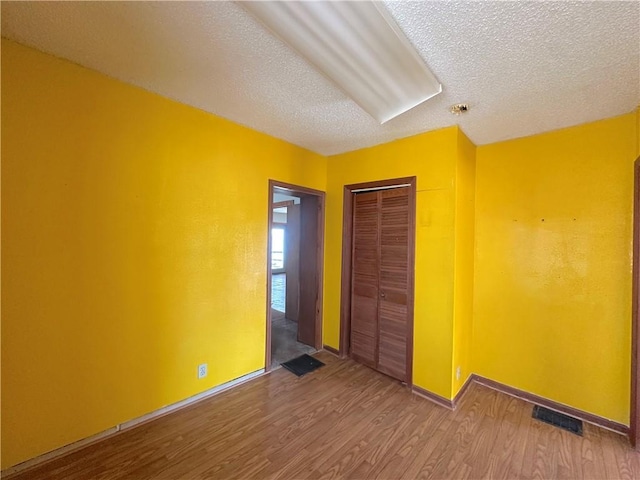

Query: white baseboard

[2,368,265,478]
[1,426,119,478]
[120,369,264,430]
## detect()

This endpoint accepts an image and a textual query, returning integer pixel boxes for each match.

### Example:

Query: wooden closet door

[377,187,410,382]
[350,186,411,383]
[350,191,379,368]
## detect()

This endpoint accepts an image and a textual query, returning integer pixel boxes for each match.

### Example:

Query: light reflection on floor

[271,273,285,312]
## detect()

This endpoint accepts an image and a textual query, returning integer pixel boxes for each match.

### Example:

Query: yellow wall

[1,40,326,468]
[452,130,476,395]
[472,113,637,424]
[636,107,640,157]
[3,37,638,470]
[324,127,460,398]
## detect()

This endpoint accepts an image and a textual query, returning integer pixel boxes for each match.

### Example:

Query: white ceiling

[2,1,639,156]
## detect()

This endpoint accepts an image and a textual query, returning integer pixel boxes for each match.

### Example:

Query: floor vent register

[532,405,583,436]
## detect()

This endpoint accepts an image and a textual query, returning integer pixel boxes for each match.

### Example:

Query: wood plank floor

[10,352,640,479]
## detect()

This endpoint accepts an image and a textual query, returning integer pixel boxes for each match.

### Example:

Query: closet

[350,186,412,383]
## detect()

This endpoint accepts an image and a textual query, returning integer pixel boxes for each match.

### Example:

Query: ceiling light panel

[241,1,442,124]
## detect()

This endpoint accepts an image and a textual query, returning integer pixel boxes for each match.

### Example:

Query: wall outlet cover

[198,363,208,379]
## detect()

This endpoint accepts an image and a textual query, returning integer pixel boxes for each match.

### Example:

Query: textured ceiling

[2,1,639,155]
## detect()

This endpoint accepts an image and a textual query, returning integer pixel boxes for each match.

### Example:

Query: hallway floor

[271,273,315,367]
[271,313,316,367]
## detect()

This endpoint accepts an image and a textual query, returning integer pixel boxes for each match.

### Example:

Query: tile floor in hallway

[271,313,316,367]
[271,273,316,367]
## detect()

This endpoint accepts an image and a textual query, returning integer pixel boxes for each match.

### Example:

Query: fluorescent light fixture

[241,1,442,124]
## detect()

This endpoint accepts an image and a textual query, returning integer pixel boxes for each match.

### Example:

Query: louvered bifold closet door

[350,191,379,368]
[377,187,410,382]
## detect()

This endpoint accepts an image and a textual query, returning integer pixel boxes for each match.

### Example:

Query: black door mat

[532,405,583,436]
[281,354,325,377]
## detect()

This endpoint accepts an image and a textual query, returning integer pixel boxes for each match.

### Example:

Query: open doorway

[266,180,325,370]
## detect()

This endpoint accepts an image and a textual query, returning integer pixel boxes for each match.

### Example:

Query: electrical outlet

[198,363,208,379]
[456,366,461,381]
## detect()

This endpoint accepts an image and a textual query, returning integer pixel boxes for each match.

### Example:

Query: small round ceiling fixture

[450,103,470,115]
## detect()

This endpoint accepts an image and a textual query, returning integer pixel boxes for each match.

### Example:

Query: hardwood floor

[10,352,640,479]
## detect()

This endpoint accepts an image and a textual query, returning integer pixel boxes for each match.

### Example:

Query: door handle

[380,291,386,298]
